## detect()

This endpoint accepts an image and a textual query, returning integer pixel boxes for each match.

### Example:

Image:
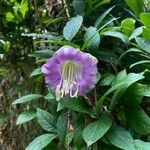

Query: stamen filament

[55,61,82,101]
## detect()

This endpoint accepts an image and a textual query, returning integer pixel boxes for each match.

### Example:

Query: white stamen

[56,85,61,101]
[55,61,82,100]
[70,83,79,98]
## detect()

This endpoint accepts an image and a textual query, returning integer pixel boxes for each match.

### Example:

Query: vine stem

[67,110,71,150]
[94,87,97,106]
[83,95,93,106]
[62,0,70,18]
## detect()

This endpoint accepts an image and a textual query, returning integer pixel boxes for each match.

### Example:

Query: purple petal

[77,73,97,95]
[77,53,98,75]
[42,58,62,91]
[53,46,83,63]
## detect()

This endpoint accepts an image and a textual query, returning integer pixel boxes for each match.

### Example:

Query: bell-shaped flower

[42,46,98,101]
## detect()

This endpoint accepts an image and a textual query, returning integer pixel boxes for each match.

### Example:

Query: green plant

[1,0,150,149]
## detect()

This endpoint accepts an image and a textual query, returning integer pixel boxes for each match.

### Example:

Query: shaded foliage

[1,0,150,149]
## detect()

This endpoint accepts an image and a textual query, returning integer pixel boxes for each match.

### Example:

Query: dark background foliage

[0,0,150,150]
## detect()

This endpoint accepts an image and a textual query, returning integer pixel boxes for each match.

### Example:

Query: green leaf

[119,48,142,62]
[72,0,85,14]
[124,83,147,105]
[135,37,150,53]
[96,71,144,111]
[30,68,42,77]
[44,93,54,101]
[37,108,56,132]
[65,131,74,147]
[44,17,65,27]
[38,39,80,48]
[102,31,129,43]
[129,27,143,40]
[74,117,86,149]
[26,133,57,150]
[106,72,144,96]
[105,126,134,150]
[92,0,111,11]
[96,71,101,83]
[12,94,43,104]
[83,113,112,146]
[96,47,118,63]
[6,12,15,22]
[57,102,65,111]
[56,112,68,144]
[84,26,100,50]
[125,0,144,17]
[130,60,150,69]
[60,98,94,116]
[97,70,126,111]
[16,110,36,125]
[134,139,150,150]
[85,0,92,16]
[20,0,28,18]
[121,18,135,36]
[94,6,115,28]
[121,18,135,29]
[44,86,54,101]
[99,74,115,86]
[82,18,118,51]
[34,49,54,58]
[140,13,150,28]
[144,86,150,97]
[63,15,83,41]
[142,69,150,82]
[110,72,144,108]
[112,69,127,85]
[126,106,150,135]
[142,27,150,40]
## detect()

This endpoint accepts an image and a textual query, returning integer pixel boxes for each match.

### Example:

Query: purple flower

[42,46,98,101]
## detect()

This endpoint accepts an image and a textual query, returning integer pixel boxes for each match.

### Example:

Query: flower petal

[53,46,83,63]
[77,73,97,95]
